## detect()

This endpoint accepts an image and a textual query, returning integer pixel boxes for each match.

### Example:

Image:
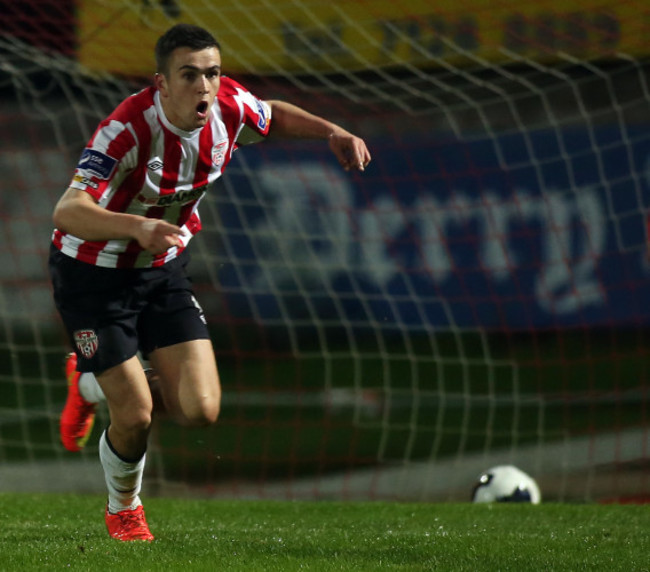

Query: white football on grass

[472,464,541,504]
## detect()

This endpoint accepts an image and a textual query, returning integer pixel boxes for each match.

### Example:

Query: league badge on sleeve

[77,149,118,180]
[254,99,270,131]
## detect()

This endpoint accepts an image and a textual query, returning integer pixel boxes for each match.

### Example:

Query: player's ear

[155,73,167,96]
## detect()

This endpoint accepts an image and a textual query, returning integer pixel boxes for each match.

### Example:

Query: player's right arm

[53,188,184,255]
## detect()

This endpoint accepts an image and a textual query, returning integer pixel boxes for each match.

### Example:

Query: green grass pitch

[2,493,649,571]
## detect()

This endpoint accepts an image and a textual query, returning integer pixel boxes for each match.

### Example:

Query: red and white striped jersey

[52,76,271,268]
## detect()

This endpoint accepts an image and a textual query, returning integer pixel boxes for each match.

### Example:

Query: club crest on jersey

[212,140,228,167]
[77,149,117,180]
[74,329,98,359]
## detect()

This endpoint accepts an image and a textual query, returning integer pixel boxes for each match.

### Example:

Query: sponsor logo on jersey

[72,174,99,189]
[74,329,98,359]
[137,184,208,207]
[212,140,228,167]
[147,158,163,171]
[77,149,117,180]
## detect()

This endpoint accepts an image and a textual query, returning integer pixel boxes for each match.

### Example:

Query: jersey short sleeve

[69,113,140,202]
[218,76,272,145]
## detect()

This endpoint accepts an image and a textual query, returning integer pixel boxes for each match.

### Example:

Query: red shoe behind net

[105,505,154,541]
[60,352,96,452]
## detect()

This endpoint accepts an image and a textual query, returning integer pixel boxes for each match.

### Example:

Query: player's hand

[328,131,372,172]
[135,219,185,254]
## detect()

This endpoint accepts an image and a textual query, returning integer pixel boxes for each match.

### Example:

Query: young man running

[51,23,371,541]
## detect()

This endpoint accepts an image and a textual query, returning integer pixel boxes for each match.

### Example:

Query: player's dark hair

[155,24,221,75]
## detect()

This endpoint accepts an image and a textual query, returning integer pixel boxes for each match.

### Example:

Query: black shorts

[49,245,210,373]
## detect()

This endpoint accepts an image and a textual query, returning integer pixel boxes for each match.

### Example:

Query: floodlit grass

[1,493,649,571]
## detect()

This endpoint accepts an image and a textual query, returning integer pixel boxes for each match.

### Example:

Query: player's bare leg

[97,356,153,458]
[95,356,155,541]
[147,338,221,427]
[60,355,168,455]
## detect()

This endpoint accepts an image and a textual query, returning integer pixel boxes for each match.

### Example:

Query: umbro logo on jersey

[147,159,163,171]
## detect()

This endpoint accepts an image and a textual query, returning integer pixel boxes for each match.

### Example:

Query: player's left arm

[266,100,371,172]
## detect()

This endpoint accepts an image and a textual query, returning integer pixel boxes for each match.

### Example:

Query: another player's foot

[60,352,96,452]
[105,505,154,542]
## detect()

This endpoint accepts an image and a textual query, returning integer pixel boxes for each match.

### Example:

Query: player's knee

[191,402,220,426]
[120,409,153,434]
[183,396,220,426]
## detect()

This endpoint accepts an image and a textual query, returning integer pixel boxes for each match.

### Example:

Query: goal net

[1,0,650,503]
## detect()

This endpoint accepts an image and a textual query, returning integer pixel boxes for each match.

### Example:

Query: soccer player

[49,23,371,542]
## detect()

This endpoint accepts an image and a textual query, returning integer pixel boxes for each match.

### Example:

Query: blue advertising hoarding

[214,125,650,330]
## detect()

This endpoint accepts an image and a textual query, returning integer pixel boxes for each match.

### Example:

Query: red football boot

[60,353,96,452]
[105,505,154,542]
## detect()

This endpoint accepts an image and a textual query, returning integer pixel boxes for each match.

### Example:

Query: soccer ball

[471,465,541,504]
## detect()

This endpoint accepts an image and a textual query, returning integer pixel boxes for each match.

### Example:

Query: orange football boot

[105,505,154,542]
[60,353,96,452]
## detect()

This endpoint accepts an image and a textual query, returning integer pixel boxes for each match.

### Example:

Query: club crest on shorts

[74,329,98,358]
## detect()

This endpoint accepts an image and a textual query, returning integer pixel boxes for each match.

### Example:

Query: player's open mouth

[196,101,209,118]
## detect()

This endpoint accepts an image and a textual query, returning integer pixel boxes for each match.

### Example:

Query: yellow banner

[77,1,649,76]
